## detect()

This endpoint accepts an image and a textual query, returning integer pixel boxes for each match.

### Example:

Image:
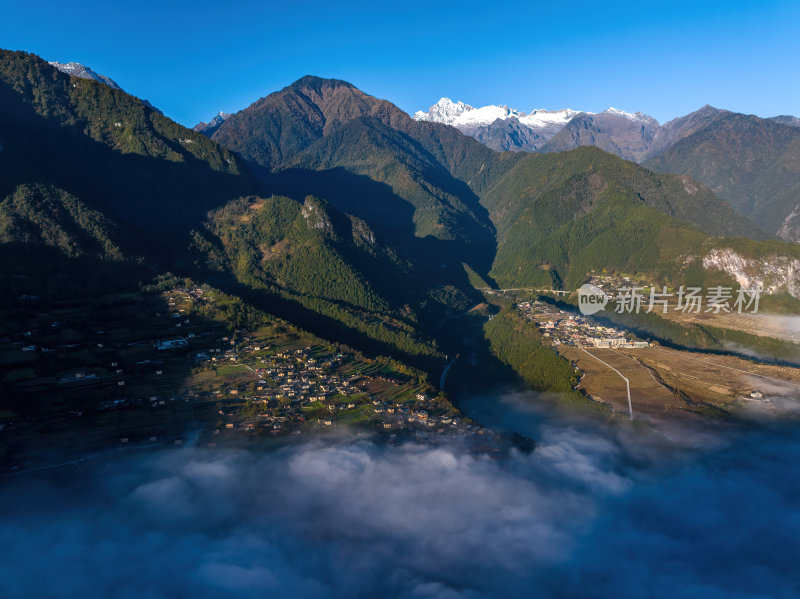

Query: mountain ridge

[2,53,800,396]
[48,61,122,90]
[204,74,782,292]
[48,59,163,113]
[646,111,800,242]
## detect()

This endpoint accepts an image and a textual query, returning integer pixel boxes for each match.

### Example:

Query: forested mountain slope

[646,113,800,242]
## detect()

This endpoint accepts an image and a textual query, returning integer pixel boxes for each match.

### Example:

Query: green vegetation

[0,183,122,259]
[202,195,389,311]
[215,364,250,377]
[285,116,496,245]
[193,194,443,359]
[0,49,255,239]
[646,113,800,239]
[483,308,606,412]
[479,147,788,290]
[462,263,491,289]
[0,276,454,467]
[702,325,800,364]
[467,146,800,299]
[0,51,243,173]
[1,53,797,424]
[540,295,800,365]
[482,146,758,240]
[0,181,141,303]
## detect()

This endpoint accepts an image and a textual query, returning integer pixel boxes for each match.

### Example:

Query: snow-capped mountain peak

[48,61,122,90]
[415,98,583,130]
[415,97,532,128]
[413,97,661,156]
[413,97,474,125]
[48,59,163,114]
[210,111,232,124]
[414,99,589,152]
[455,103,523,127]
[192,111,233,136]
[414,98,660,130]
[518,108,581,128]
[603,106,655,123]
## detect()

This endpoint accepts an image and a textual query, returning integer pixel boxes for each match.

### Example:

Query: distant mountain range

[413,98,657,157]
[645,109,800,242]
[412,98,580,152]
[193,111,231,136]
[27,57,800,246]
[41,62,800,244]
[2,49,799,387]
[414,97,800,159]
[413,98,800,241]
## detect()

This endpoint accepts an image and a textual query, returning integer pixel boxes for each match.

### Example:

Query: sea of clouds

[1,390,799,598]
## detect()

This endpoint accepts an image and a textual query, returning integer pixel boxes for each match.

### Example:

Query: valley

[1,50,799,466]
[4,4,800,597]
[0,280,478,472]
[515,297,800,435]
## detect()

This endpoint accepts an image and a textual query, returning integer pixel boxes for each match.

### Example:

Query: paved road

[580,347,634,420]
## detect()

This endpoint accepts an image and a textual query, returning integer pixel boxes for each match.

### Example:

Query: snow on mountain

[414,98,661,157]
[413,98,586,151]
[518,108,580,128]
[413,97,473,125]
[414,98,651,129]
[192,112,232,136]
[48,60,163,114]
[48,61,122,90]
[604,106,656,124]
[414,97,579,129]
[206,112,232,127]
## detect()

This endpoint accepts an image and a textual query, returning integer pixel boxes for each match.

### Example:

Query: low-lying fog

[2,390,800,598]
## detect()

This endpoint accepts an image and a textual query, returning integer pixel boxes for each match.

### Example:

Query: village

[585,270,650,298]
[192,335,478,439]
[517,300,651,349]
[510,297,800,423]
[0,281,514,471]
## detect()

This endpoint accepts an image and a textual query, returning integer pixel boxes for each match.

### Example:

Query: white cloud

[1,399,800,598]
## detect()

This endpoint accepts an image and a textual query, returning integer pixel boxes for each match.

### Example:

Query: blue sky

[2,0,798,127]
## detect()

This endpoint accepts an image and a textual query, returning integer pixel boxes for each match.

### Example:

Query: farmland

[0,281,480,472]
[513,298,800,436]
